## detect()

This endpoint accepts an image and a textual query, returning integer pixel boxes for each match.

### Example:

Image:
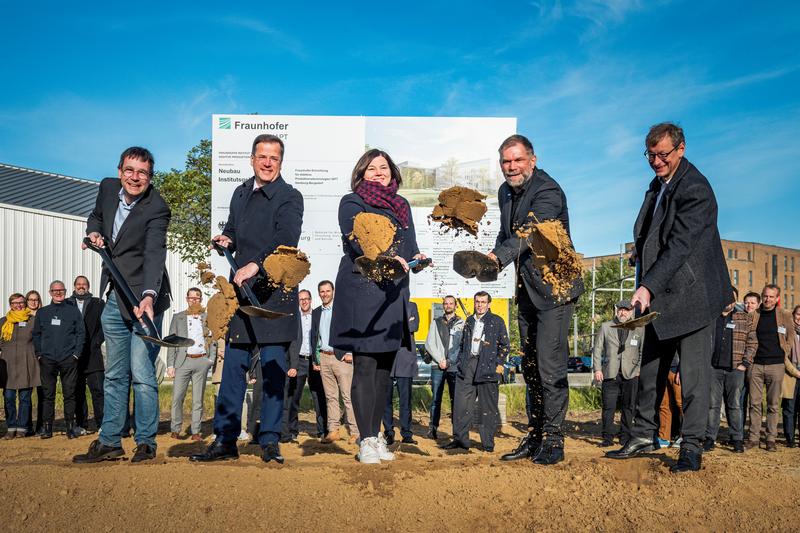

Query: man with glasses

[167,288,216,441]
[280,289,318,443]
[31,280,85,439]
[74,146,172,464]
[607,123,731,473]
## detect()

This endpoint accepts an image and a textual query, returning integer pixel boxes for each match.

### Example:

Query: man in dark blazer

[382,301,419,445]
[488,134,584,465]
[69,275,105,436]
[442,291,509,452]
[191,134,303,465]
[607,123,731,473]
[73,146,171,465]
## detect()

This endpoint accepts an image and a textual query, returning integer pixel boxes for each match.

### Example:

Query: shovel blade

[610,312,660,330]
[240,305,291,319]
[135,332,195,348]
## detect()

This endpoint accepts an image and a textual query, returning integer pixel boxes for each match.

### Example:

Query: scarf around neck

[2,308,32,341]
[354,179,410,228]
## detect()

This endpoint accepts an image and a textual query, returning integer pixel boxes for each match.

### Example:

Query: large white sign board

[211,115,516,300]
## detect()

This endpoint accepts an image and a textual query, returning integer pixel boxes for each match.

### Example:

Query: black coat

[633,157,731,340]
[308,305,347,364]
[391,301,419,378]
[492,168,584,310]
[32,301,85,362]
[330,193,420,354]
[86,177,172,321]
[457,311,510,383]
[222,175,304,345]
[68,296,105,373]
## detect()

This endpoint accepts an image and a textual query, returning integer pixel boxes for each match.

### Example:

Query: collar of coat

[645,157,691,195]
[244,175,284,200]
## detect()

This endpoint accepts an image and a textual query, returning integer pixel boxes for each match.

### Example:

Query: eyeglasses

[121,167,151,179]
[187,296,202,301]
[50,289,67,294]
[644,145,680,162]
[27,298,40,302]
[10,301,25,306]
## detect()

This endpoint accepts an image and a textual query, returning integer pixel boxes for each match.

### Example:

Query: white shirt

[186,314,206,355]
[76,299,86,314]
[300,311,313,356]
[319,304,333,352]
[653,176,671,215]
[470,314,486,356]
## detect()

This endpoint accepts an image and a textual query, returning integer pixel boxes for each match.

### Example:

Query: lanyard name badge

[51,317,61,326]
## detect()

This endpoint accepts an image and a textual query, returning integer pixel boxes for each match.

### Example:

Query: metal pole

[619,243,625,299]
[590,258,597,348]
[573,312,578,356]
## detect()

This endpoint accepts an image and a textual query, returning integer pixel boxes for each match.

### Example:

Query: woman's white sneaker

[377,433,395,461]
[357,437,381,464]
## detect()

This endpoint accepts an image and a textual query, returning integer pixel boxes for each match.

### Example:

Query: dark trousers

[307,365,328,437]
[213,343,288,447]
[782,378,800,444]
[383,377,413,439]
[39,356,78,425]
[452,356,500,449]
[632,321,714,453]
[3,388,33,430]
[517,287,573,443]
[601,374,639,442]
[33,386,44,432]
[281,357,327,438]
[351,351,396,438]
[75,370,105,430]
[429,367,456,430]
[706,367,745,442]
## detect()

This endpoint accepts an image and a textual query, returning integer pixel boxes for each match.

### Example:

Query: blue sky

[2,1,798,256]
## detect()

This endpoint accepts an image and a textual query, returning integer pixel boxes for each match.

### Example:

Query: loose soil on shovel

[0,411,796,532]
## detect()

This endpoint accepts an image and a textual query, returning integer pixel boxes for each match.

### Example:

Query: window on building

[792,276,795,290]
[785,256,789,271]
[728,249,733,259]
[748,250,752,261]
[793,257,796,272]
[735,249,739,259]
[773,255,778,285]
[785,275,788,291]
[734,270,739,285]
[749,271,753,287]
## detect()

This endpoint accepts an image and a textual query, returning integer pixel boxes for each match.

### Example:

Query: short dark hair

[318,280,334,291]
[350,149,403,191]
[73,275,90,288]
[743,292,761,303]
[299,289,312,299]
[8,293,24,305]
[793,305,800,315]
[498,134,534,157]
[187,287,202,297]
[251,134,285,159]
[645,122,685,149]
[443,295,456,303]
[118,146,155,174]
[474,290,492,303]
[731,286,739,297]
[763,284,781,295]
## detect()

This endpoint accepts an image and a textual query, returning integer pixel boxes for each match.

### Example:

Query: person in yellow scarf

[1,293,40,439]
[2,295,31,341]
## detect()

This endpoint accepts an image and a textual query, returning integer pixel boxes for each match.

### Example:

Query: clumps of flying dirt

[186,302,205,315]
[517,217,582,301]
[197,262,216,285]
[263,246,311,291]
[430,186,488,237]
[206,276,239,341]
[350,212,396,260]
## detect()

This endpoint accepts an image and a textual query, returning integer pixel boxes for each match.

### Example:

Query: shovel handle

[211,240,263,307]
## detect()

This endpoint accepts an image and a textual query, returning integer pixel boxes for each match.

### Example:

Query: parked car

[502,354,523,384]
[567,355,592,373]
[414,343,432,385]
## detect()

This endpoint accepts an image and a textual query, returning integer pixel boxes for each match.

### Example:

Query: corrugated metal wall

[0,202,199,361]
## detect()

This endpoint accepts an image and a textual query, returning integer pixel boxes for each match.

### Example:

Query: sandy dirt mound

[0,411,796,532]
[351,212,396,260]
[517,218,582,301]
[430,186,487,237]
[262,246,311,290]
[186,303,205,315]
[206,276,238,341]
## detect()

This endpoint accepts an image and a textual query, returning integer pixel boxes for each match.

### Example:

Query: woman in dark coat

[25,290,44,435]
[330,149,425,464]
[1,293,40,439]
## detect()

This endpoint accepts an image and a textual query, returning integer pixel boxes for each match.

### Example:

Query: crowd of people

[2,124,796,474]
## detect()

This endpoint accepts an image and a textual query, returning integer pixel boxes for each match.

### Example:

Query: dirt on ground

[1,410,797,532]
[205,276,238,341]
[430,186,488,237]
[262,246,311,290]
[351,212,396,260]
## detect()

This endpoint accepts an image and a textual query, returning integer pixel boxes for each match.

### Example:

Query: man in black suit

[69,275,105,436]
[488,134,584,465]
[382,301,420,445]
[191,134,304,465]
[73,146,171,464]
[606,123,731,473]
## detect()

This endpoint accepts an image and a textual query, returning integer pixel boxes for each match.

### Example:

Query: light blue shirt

[112,188,139,242]
[319,303,333,352]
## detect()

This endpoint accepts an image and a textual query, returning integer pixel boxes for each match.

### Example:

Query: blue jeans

[4,388,32,430]
[782,378,800,444]
[213,343,288,447]
[99,291,162,448]
[429,367,456,430]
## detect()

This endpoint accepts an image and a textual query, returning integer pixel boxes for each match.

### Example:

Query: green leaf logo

[219,117,231,129]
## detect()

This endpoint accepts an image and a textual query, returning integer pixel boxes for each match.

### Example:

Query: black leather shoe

[532,440,564,465]
[439,440,469,450]
[401,436,418,445]
[787,439,796,449]
[605,436,654,459]
[383,431,395,445]
[131,443,157,463]
[425,428,438,440]
[72,439,125,463]
[670,448,702,473]
[262,443,284,464]
[702,437,715,452]
[483,445,494,453]
[66,422,76,440]
[190,440,239,462]
[500,433,540,461]
[41,423,53,439]
[279,434,298,444]
[600,438,615,448]
[731,440,745,453]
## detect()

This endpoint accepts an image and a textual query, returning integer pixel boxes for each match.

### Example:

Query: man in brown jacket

[745,284,800,451]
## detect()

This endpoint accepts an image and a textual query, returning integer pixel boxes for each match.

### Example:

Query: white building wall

[0,202,199,361]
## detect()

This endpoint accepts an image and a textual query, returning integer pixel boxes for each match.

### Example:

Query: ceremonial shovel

[355,256,432,281]
[82,237,194,348]
[611,312,660,330]
[211,241,290,319]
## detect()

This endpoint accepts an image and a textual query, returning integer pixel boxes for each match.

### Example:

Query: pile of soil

[262,246,311,290]
[351,212,396,260]
[517,218,582,301]
[430,186,487,237]
[197,262,216,285]
[186,303,205,315]
[206,276,239,341]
